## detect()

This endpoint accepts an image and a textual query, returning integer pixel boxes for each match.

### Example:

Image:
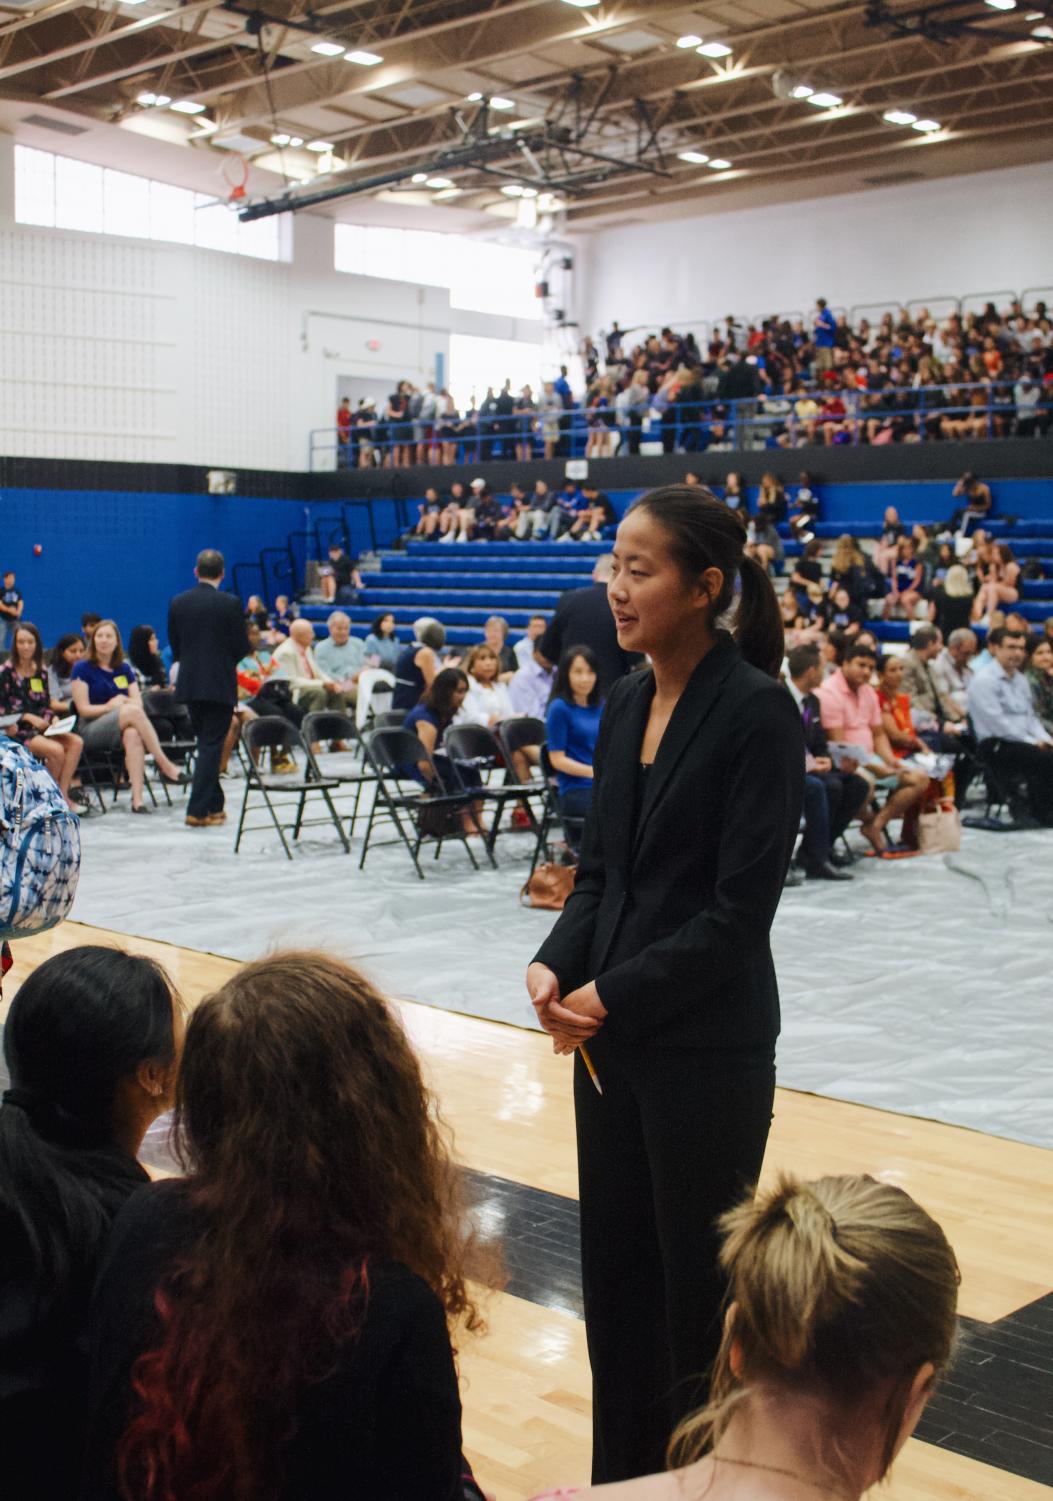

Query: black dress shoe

[806,861,854,881]
[829,848,856,868]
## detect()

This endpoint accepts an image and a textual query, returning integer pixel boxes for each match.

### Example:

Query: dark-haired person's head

[616,485,784,677]
[1,946,180,1293]
[911,624,942,660]
[552,645,601,707]
[787,643,822,687]
[128,625,162,679]
[842,638,877,687]
[116,950,480,1501]
[80,613,102,641]
[989,627,1028,673]
[669,1174,958,1487]
[370,612,396,638]
[10,621,44,675]
[51,632,86,674]
[423,666,469,725]
[195,549,225,582]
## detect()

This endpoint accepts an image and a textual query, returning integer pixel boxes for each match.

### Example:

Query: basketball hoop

[222,153,250,204]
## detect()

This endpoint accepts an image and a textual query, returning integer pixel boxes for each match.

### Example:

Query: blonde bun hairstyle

[671,1173,959,1477]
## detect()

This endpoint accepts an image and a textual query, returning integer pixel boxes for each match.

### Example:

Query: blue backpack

[0,739,81,940]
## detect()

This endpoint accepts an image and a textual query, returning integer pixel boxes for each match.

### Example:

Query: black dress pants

[987,739,1053,824]
[573,1034,775,1483]
[186,700,232,819]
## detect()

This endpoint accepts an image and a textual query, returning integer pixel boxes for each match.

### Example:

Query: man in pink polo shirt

[818,638,927,854]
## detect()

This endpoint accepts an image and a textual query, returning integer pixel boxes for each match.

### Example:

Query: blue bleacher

[297,479,1053,646]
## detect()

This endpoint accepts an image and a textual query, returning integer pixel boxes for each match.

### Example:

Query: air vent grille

[861,170,924,186]
[22,113,90,136]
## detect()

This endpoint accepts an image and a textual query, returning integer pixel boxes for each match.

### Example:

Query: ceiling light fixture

[170,100,206,114]
[426,176,454,188]
[467,91,483,102]
[501,183,525,196]
[560,0,601,7]
[883,108,918,124]
[697,40,733,57]
[289,136,303,147]
[521,186,538,197]
[411,171,428,183]
[489,96,515,110]
[1033,23,1053,36]
[432,187,463,200]
[137,91,157,105]
[912,118,942,131]
[790,83,815,98]
[310,41,345,56]
[984,0,1016,10]
[708,158,732,170]
[676,34,703,48]
[271,132,291,146]
[678,149,710,164]
[122,0,149,6]
[307,139,335,151]
[345,49,383,65]
[808,92,843,107]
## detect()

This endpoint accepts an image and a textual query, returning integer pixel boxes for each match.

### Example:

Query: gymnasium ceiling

[3,0,1053,229]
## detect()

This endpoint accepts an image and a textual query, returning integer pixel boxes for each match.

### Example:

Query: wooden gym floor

[4,922,1051,1501]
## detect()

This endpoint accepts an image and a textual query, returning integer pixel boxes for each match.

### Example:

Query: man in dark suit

[539,555,641,695]
[786,643,869,879]
[168,549,251,828]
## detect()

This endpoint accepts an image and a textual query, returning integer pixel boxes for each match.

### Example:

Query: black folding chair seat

[360,726,486,879]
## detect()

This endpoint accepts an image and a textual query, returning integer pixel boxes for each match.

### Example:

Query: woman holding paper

[526,487,803,1484]
[71,620,186,815]
[0,621,83,807]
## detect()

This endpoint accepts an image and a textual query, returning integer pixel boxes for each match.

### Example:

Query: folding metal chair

[526,743,587,879]
[141,688,197,806]
[234,718,348,860]
[301,710,376,838]
[494,714,549,830]
[444,722,537,860]
[360,726,483,879]
[372,710,407,729]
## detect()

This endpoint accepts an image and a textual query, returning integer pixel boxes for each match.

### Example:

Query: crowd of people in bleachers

[1,938,962,1501]
[332,294,1053,466]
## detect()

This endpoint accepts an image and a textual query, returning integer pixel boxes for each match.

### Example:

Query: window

[13,145,285,262]
[448,333,545,410]
[335,223,540,320]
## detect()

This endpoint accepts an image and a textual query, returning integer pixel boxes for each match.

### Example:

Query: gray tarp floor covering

[67,797,1052,1150]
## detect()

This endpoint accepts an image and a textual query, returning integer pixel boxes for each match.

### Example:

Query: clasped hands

[526,962,607,1056]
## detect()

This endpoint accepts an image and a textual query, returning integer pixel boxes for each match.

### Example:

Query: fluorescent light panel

[170,100,206,114]
[489,96,515,110]
[697,40,732,57]
[310,41,344,56]
[307,139,335,151]
[883,109,918,124]
[708,158,731,170]
[912,118,941,131]
[791,84,814,98]
[985,0,1016,10]
[345,49,383,65]
[676,34,702,48]
[678,150,710,164]
[426,176,453,188]
[808,92,842,107]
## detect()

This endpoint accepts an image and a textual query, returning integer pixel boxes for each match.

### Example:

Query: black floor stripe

[464,1168,1053,1489]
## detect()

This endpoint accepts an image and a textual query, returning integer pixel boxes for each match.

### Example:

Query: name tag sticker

[30,678,44,692]
[114,675,129,689]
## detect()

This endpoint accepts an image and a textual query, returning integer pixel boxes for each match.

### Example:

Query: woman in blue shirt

[70,620,187,815]
[402,668,484,836]
[546,646,604,825]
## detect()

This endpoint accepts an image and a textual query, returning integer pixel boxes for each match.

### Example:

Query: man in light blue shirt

[314,611,366,706]
[967,626,1053,824]
[508,647,556,722]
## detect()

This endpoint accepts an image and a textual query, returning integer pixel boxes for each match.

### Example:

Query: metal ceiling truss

[866,1,1053,45]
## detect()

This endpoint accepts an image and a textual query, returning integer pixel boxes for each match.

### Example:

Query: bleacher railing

[310,381,1050,471]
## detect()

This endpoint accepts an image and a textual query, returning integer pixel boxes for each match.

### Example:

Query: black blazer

[796,689,829,758]
[539,582,641,696]
[535,634,804,1050]
[167,583,250,707]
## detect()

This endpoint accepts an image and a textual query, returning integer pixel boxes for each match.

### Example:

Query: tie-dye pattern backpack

[0,739,81,939]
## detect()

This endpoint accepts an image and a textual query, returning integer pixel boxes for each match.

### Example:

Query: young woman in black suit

[527,485,804,1484]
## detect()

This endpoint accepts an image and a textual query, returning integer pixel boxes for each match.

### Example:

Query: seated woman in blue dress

[545,645,603,828]
[403,668,484,837]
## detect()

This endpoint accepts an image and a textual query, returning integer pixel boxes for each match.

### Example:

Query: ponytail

[627,485,785,676]
[736,555,785,679]
[670,1172,959,1475]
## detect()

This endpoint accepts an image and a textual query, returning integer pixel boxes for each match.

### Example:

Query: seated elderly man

[272,619,349,748]
[930,627,977,719]
[968,626,1053,825]
[817,638,928,856]
[313,611,366,707]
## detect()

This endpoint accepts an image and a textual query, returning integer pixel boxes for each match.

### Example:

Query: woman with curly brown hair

[82,951,484,1501]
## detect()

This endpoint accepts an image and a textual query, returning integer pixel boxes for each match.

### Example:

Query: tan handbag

[917,801,962,854]
[520,861,577,910]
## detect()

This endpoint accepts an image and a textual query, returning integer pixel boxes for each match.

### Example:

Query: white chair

[355,668,396,731]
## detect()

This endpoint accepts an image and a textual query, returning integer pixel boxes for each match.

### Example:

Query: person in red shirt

[336,397,352,468]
